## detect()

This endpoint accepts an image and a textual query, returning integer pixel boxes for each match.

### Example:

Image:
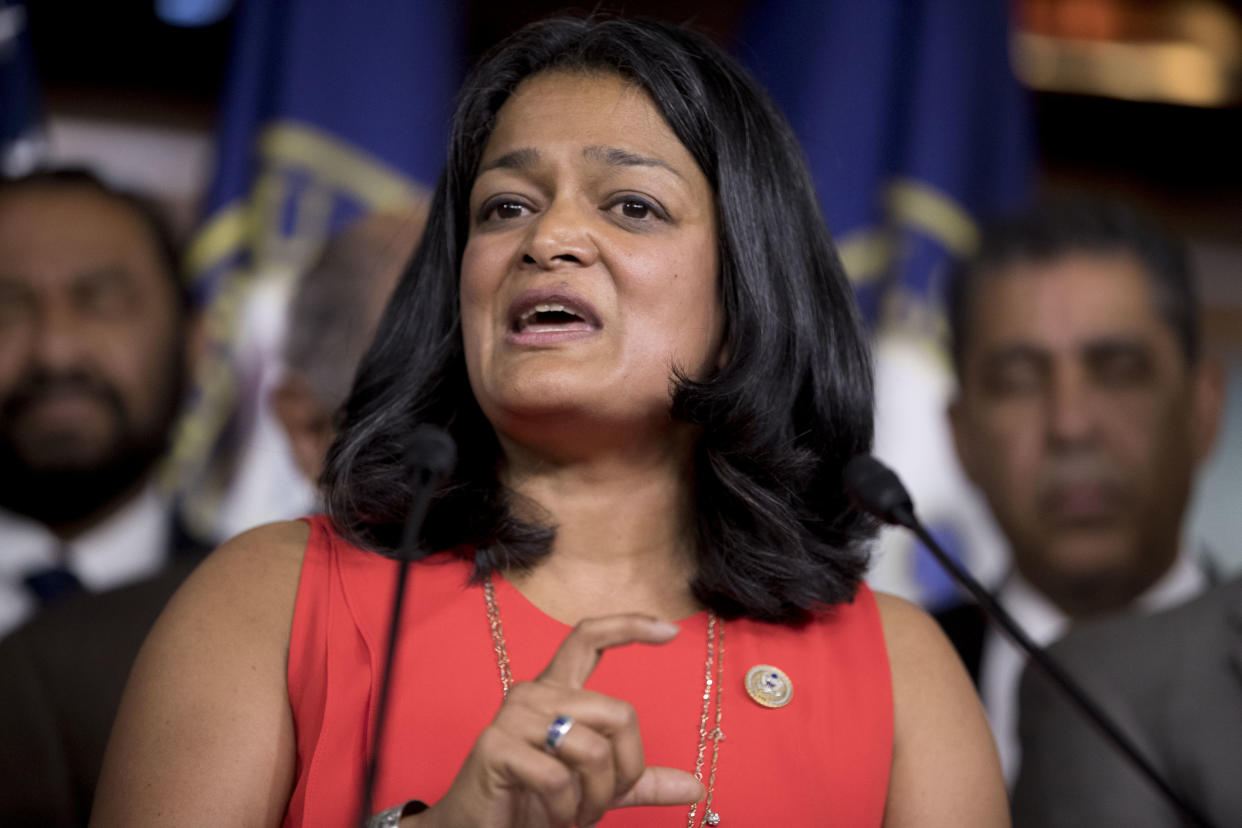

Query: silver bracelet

[365,799,428,828]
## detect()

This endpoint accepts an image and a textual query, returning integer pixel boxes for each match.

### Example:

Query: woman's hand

[411,614,704,828]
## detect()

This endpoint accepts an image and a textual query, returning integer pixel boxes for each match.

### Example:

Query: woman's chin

[486,393,677,451]
[489,396,627,432]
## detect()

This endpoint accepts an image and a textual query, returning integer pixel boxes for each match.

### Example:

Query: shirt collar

[0,507,58,578]
[982,546,1208,784]
[999,544,1210,635]
[0,485,171,590]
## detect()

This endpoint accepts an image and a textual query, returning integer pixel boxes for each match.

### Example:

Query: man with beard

[0,169,206,825]
[0,186,422,826]
[937,198,1224,784]
[0,169,196,631]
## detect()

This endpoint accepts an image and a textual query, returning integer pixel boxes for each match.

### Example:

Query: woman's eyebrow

[477,147,541,175]
[476,145,685,181]
[583,145,684,180]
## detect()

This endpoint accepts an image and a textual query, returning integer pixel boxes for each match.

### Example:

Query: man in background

[270,207,424,486]
[1013,572,1242,826]
[0,203,420,827]
[937,198,1224,782]
[0,168,202,634]
[0,168,208,825]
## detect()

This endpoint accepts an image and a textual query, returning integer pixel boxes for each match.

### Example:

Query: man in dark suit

[0,201,421,827]
[0,169,199,632]
[1013,574,1242,826]
[0,168,209,826]
[937,198,1224,782]
[0,557,203,825]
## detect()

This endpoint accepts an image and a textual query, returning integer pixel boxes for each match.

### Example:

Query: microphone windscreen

[407,424,457,478]
[842,454,915,527]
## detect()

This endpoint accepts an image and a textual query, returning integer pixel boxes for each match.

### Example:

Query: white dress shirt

[0,485,171,637]
[980,550,1208,785]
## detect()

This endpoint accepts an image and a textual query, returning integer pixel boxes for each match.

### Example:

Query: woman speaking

[93,15,1007,828]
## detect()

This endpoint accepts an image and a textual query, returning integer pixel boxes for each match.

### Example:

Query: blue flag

[0,0,46,175]
[739,0,1033,606]
[188,0,460,300]
[740,0,1030,326]
[173,0,462,537]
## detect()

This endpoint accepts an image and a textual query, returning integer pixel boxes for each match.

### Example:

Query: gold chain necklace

[482,578,725,826]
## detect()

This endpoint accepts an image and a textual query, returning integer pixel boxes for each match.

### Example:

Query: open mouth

[507,290,601,340]
[514,303,594,333]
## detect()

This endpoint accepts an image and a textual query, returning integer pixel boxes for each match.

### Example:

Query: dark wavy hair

[321,16,876,623]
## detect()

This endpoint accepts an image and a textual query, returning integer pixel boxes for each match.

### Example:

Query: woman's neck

[499,441,702,625]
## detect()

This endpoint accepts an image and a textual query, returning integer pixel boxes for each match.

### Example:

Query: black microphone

[843,454,1219,828]
[358,425,457,827]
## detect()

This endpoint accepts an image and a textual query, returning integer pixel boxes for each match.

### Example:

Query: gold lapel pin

[744,664,793,708]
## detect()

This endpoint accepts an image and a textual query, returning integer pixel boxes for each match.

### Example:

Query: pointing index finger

[537,614,681,689]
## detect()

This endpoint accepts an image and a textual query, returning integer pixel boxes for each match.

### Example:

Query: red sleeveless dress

[284,514,893,826]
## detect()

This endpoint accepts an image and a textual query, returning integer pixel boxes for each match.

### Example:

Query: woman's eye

[481,199,528,221]
[609,197,664,222]
[619,199,650,219]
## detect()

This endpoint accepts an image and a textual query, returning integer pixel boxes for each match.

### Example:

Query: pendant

[705,810,721,825]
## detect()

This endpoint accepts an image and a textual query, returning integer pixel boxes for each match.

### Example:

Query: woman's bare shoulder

[870,589,975,694]
[209,518,311,569]
[146,519,312,658]
[178,520,310,608]
[871,590,1009,827]
[871,590,947,652]
[146,518,312,664]
[92,521,313,824]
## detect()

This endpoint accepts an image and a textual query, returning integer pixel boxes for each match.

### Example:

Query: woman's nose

[522,199,599,269]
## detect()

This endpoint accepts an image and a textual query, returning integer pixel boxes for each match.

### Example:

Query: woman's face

[461,71,722,442]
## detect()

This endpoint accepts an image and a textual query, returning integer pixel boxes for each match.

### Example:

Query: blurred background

[5,0,1241,607]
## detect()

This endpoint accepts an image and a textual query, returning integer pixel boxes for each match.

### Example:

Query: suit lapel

[1226,579,1242,692]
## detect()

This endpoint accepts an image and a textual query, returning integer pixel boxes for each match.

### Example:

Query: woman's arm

[876,592,1010,828]
[91,520,309,827]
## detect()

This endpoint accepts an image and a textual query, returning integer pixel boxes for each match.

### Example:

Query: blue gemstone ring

[545,714,574,753]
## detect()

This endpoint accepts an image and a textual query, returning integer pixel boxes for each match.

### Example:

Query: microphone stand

[843,455,1218,828]
[357,426,456,828]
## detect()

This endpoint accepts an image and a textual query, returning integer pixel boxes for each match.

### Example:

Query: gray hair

[283,208,425,410]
